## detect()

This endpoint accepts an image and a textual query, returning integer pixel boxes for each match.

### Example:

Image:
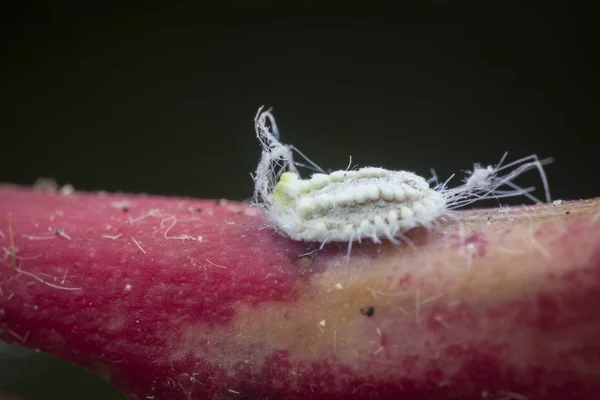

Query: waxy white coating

[268,168,445,242]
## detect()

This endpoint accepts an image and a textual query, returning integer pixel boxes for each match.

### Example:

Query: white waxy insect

[252,107,552,254]
[267,168,444,243]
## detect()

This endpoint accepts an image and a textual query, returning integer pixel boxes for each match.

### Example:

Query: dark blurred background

[1,3,598,201]
[0,2,598,399]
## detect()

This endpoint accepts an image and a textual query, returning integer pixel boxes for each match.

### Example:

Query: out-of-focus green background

[1,2,597,399]
[0,342,125,399]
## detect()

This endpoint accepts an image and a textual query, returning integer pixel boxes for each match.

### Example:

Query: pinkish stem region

[1,186,600,399]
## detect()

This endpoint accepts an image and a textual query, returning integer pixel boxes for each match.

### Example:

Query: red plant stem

[1,185,600,399]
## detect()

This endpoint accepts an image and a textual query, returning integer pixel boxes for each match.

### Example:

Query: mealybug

[252,107,551,254]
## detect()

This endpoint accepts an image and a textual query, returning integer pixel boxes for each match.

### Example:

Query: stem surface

[1,186,599,399]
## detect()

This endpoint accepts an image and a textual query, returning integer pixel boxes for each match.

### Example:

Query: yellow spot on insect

[269,172,298,205]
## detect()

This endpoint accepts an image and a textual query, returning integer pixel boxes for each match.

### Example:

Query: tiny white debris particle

[131,237,146,254]
[373,346,384,355]
[435,315,451,328]
[59,184,75,195]
[335,283,343,290]
[125,284,132,291]
[298,249,318,257]
[61,269,69,284]
[111,200,135,209]
[197,235,203,243]
[227,389,240,395]
[527,219,551,260]
[33,178,59,193]
[205,258,227,269]
[102,234,122,240]
[244,207,258,217]
[333,329,337,352]
[227,205,243,213]
[552,199,563,206]
[319,319,326,327]
[465,243,477,257]
[22,234,54,240]
[7,329,29,343]
[54,229,72,240]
